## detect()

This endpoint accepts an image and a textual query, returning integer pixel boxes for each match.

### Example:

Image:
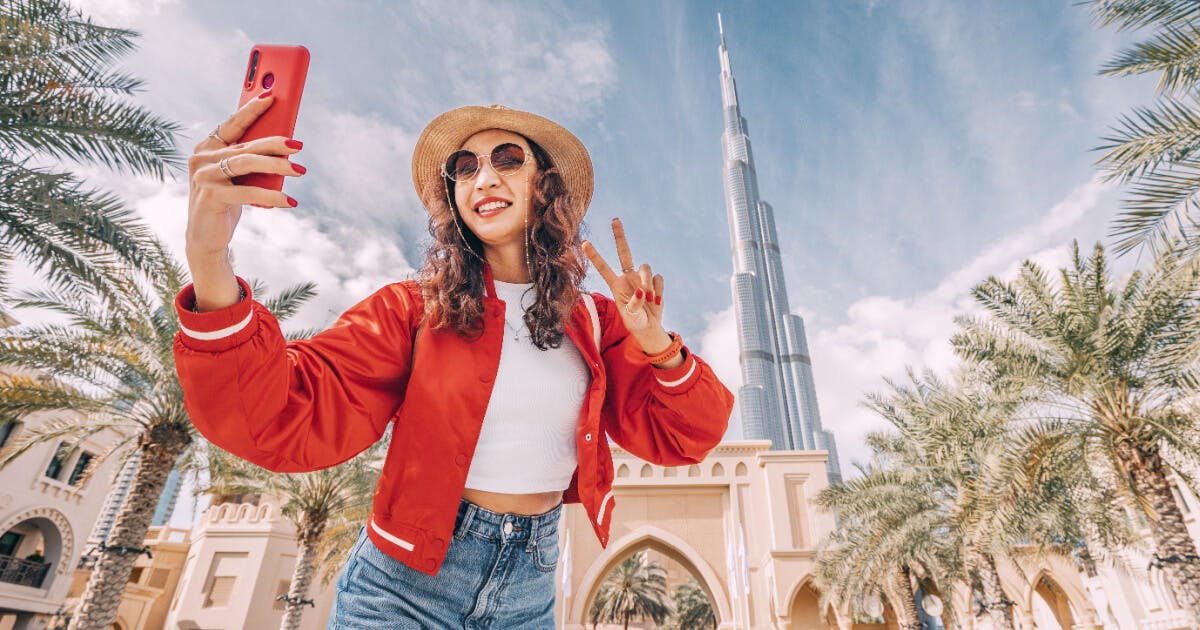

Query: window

[44,443,70,480]
[0,422,19,448]
[128,566,144,584]
[66,452,94,486]
[204,577,236,608]
[0,532,22,557]
[147,567,170,589]
[272,580,291,610]
[201,552,247,608]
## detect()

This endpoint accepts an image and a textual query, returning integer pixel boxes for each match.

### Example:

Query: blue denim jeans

[328,499,561,629]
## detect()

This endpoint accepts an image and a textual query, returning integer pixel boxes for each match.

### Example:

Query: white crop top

[463,280,591,493]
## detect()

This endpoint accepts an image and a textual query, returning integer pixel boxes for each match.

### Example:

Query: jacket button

[480,372,493,383]
[455,454,468,466]
[584,433,593,442]
[434,537,445,549]
[425,559,436,572]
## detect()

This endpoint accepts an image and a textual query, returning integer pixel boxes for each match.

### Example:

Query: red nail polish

[285,139,303,150]
[655,295,662,305]
[636,288,644,299]
[291,163,306,174]
[258,90,274,99]
[250,203,268,209]
[285,195,298,207]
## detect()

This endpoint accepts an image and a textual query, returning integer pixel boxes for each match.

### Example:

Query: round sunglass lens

[490,144,526,174]
[445,151,479,181]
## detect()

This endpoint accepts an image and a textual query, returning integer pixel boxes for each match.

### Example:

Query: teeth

[477,201,510,212]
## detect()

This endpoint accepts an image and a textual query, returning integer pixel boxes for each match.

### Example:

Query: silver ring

[218,157,237,179]
[209,125,230,145]
[621,267,634,274]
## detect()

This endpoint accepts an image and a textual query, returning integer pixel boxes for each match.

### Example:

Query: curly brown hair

[417,138,587,350]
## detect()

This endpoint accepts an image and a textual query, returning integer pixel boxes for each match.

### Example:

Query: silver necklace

[503,313,525,342]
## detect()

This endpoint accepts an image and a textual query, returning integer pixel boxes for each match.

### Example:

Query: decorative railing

[0,553,50,588]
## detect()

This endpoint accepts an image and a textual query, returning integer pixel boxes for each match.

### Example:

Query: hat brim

[411,105,593,225]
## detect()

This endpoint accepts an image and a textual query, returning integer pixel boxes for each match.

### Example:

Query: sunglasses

[442,143,530,182]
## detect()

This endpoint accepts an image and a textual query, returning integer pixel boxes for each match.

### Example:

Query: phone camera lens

[262,73,275,90]
[246,50,260,87]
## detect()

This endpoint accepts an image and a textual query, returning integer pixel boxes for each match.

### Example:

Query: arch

[663,466,677,477]
[569,524,731,625]
[687,464,701,477]
[711,462,725,477]
[783,576,845,630]
[1030,571,1075,629]
[735,462,748,477]
[1020,560,1095,627]
[639,463,653,478]
[0,506,74,590]
[616,463,630,478]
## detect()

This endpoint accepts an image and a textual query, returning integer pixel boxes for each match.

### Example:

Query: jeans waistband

[454,498,561,544]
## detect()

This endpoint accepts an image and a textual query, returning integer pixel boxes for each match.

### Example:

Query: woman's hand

[185,93,305,310]
[583,219,682,367]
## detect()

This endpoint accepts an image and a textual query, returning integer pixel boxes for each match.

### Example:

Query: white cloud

[699,176,1113,470]
[417,0,617,122]
[68,0,178,25]
[132,182,414,329]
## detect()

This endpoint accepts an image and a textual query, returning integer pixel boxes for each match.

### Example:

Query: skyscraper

[717,14,842,483]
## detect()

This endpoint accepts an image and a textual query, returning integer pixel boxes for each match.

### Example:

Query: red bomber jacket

[172,269,734,576]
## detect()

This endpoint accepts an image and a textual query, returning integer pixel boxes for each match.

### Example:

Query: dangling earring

[524,187,532,284]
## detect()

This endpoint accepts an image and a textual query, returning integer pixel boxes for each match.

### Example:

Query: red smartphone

[233,44,309,191]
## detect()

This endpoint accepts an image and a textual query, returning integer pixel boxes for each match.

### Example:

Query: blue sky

[56,0,1157,488]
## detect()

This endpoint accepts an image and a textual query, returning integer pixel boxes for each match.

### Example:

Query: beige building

[30,439,1200,629]
[0,411,126,630]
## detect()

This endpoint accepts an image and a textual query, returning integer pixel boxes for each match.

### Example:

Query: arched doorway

[0,515,66,590]
[787,580,832,629]
[1030,573,1076,629]
[573,526,730,629]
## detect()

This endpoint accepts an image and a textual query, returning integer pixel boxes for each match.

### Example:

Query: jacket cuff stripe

[655,356,697,388]
[179,310,254,341]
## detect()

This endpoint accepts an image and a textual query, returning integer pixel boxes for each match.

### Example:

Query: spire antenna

[718,13,726,46]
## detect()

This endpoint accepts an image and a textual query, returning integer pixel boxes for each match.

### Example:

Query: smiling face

[451,129,537,255]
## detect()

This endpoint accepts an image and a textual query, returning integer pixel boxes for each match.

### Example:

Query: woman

[175,101,733,628]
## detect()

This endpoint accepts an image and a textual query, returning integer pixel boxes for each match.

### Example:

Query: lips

[473,196,511,218]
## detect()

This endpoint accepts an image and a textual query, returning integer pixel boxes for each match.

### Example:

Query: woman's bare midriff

[461,488,563,516]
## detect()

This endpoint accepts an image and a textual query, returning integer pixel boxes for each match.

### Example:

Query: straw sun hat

[410,105,594,225]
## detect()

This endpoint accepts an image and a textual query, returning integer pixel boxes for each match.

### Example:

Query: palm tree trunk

[1115,440,1200,621]
[890,566,921,630]
[279,512,325,630]
[68,428,189,630]
[974,550,1015,630]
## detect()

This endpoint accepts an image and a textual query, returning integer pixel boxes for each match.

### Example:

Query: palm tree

[667,578,716,630]
[0,0,182,301]
[201,439,384,630]
[588,551,673,630]
[1084,1,1200,258]
[813,455,949,630]
[0,251,315,630]
[953,241,1200,619]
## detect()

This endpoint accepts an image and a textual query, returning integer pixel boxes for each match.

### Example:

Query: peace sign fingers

[582,218,665,335]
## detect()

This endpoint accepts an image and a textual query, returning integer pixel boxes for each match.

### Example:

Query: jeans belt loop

[455,501,476,541]
[527,514,539,552]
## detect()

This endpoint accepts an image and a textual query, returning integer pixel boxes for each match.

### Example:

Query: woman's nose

[473,160,502,190]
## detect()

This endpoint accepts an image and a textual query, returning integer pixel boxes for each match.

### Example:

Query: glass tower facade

[718,15,842,483]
